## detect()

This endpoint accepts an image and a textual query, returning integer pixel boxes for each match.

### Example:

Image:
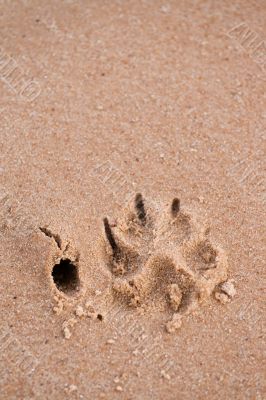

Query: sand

[0,1,265,399]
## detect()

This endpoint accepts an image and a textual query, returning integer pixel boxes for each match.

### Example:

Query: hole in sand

[52,258,80,295]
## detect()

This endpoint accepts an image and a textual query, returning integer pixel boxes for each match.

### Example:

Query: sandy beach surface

[0,1,265,399]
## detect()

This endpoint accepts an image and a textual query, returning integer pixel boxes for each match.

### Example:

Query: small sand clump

[63,327,72,340]
[168,284,182,311]
[220,280,236,298]
[166,314,182,333]
[106,339,116,344]
[53,296,64,315]
[62,317,78,339]
[75,305,85,317]
[161,370,171,380]
[85,301,98,319]
[215,280,236,304]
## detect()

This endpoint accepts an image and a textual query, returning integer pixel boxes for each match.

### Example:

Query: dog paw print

[102,194,235,332]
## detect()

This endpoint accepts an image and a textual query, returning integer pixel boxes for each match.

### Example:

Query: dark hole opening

[97,314,103,321]
[52,258,80,295]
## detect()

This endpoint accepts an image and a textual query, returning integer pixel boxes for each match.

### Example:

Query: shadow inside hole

[97,314,103,321]
[52,258,80,295]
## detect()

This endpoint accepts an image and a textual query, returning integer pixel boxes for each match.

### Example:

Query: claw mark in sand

[39,226,62,250]
[102,194,236,333]
[171,198,180,217]
[135,193,146,224]
[103,217,120,260]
